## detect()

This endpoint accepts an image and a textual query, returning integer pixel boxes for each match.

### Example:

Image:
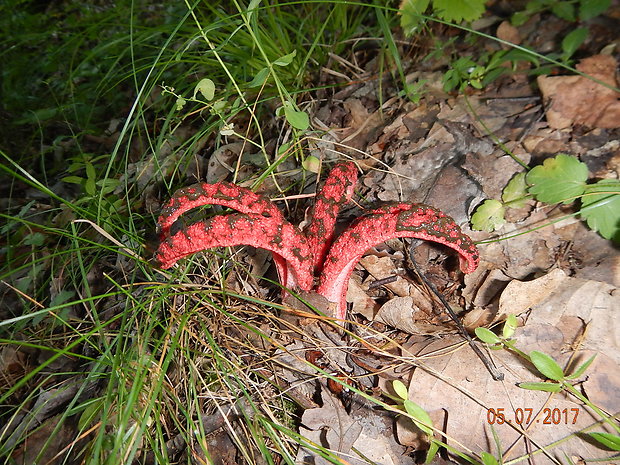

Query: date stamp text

[486,408,580,426]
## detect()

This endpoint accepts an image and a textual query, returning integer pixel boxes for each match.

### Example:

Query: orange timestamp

[486,407,580,426]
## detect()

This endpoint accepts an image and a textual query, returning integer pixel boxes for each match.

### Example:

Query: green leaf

[510,11,530,26]
[85,177,96,196]
[282,102,309,130]
[580,179,620,242]
[248,67,270,88]
[403,399,433,435]
[194,78,215,101]
[502,172,528,208]
[579,0,610,20]
[78,398,104,430]
[503,314,518,339]
[85,162,96,182]
[62,175,85,185]
[175,96,187,111]
[481,452,499,465]
[565,354,596,380]
[23,232,46,247]
[517,382,563,392]
[551,2,576,21]
[588,432,620,451]
[561,28,588,60]
[393,380,409,400]
[529,351,565,381]
[471,199,506,232]
[475,327,501,345]
[50,289,75,307]
[400,0,430,35]
[273,50,297,66]
[526,154,588,204]
[433,0,486,22]
[246,0,261,21]
[302,155,321,174]
[425,441,440,463]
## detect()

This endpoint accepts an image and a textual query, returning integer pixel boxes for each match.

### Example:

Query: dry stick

[408,247,504,381]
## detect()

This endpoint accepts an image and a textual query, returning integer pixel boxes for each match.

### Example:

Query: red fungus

[304,162,358,270]
[155,161,480,320]
[316,203,480,320]
[156,212,315,290]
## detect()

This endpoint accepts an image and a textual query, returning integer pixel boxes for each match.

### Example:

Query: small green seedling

[393,380,440,463]
[472,154,620,242]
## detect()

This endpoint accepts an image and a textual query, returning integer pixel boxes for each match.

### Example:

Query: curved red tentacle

[305,162,358,271]
[157,182,285,237]
[316,204,480,320]
[155,213,315,291]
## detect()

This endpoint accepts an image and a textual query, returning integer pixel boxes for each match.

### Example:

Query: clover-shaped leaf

[471,199,506,232]
[502,172,528,208]
[580,179,620,242]
[526,154,588,204]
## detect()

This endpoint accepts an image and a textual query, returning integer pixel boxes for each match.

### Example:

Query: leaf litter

[4,7,620,465]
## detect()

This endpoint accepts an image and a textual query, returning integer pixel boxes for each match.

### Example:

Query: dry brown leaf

[402,269,619,463]
[297,389,412,465]
[537,55,620,129]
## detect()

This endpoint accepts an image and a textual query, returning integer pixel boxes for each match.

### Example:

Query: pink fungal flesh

[156,213,314,290]
[316,203,480,320]
[154,161,480,320]
[158,182,286,236]
[157,181,298,289]
[305,162,358,270]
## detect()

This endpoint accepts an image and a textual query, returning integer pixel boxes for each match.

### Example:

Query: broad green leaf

[399,0,430,35]
[481,452,499,465]
[561,28,588,59]
[502,172,528,208]
[62,175,85,185]
[248,67,270,88]
[588,432,620,451]
[529,351,564,381]
[475,327,501,345]
[78,398,104,430]
[85,177,96,196]
[551,2,576,21]
[302,155,321,174]
[579,0,610,20]
[283,103,309,130]
[580,179,620,242]
[277,142,291,156]
[194,78,215,101]
[566,354,596,380]
[393,380,409,400]
[23,232,46,247]
[85,162,96,182]
[518,382,563,392]
[526,154,588,204]
[433,0,486,22]
[273,50,297,66]
[50,289,75,307]
[471,199,506,232]
[403,399,433,434]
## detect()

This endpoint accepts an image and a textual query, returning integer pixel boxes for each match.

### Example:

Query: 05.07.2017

[486,407,580,426]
